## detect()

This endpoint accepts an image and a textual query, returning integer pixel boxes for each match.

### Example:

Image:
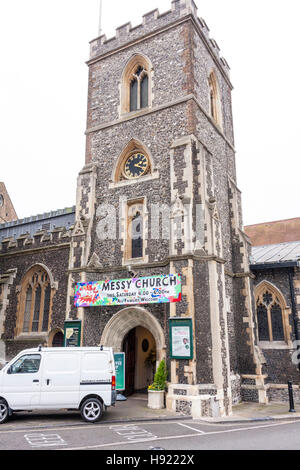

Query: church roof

[250,240,300,268]
[245,217,300,247]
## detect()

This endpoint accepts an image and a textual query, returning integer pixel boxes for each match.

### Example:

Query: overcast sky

[1,0,299,226]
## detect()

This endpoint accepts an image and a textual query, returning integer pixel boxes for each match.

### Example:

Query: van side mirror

[7,366,12,375]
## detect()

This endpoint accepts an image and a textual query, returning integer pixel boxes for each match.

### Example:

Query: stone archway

[49,328,64,347]
[100,306,166,364]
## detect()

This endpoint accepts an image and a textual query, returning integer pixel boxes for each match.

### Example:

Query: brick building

[1,0,298,418]
[0,183,17,224]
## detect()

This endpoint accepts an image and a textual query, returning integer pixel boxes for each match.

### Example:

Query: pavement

[101,393,300,425]
[104,393,300,425]
[4,393,300,429]
[211,401,300,424]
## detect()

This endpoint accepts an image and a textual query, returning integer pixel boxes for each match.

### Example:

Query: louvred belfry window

[18,266,54,335]
[256,288,285,342]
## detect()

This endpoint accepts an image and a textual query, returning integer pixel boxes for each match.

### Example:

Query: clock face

[124,153,149,179]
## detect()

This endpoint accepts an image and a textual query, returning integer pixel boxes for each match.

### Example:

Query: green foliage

[144,349,156,367]
[148,359,168,391]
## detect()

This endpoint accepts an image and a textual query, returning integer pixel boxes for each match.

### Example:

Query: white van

[0,346,116,424]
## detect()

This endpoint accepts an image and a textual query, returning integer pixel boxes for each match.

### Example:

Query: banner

[74,274,182,307]
[114,353,125,391]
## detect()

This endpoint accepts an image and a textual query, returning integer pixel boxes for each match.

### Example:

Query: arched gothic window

[125,200,146,261]
[17,266,54,335]
[129,66,149,112]
[208,72,222,128]
[121,55,152,114]
[255,283,289,343]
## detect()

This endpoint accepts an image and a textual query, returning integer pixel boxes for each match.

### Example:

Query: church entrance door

[122,326,156,396]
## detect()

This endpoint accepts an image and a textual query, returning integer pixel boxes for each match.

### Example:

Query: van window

[10,354,41,374]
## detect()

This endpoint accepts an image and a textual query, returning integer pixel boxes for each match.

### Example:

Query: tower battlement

[89,0,230,76]
[0,226,73,254]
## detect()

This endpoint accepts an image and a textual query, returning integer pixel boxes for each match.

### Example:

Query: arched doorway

[49,329,64,347]
[100,306,166,395]
[123,326,156,396]
[52,331,64,347]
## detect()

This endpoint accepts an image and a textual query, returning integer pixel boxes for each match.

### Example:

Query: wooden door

[123,328,136,396]
[52,332,64,347]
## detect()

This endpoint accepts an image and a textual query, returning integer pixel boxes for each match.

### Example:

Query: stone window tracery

[255,283,289,344]
[17,266,54,335]
[124,200,147,263]
[129,66,149,112]
[121,55,152,115]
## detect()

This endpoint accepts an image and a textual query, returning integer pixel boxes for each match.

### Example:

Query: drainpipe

[288,268,300,371]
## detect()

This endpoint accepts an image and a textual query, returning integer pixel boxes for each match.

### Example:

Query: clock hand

[134,163,146,169]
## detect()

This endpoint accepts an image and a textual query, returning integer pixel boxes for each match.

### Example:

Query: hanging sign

[74,274,182,307]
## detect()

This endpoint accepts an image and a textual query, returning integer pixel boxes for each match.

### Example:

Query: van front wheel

[80,398,103,423]
[0,400,9,424]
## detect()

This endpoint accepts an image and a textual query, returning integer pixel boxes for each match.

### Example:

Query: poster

[114,353,125,391]
[169,319,193,360]
[74,274,182,307]
[64,321,82,347]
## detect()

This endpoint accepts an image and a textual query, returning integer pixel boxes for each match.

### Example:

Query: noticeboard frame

[169,318,194,360]
[64,320,82,348]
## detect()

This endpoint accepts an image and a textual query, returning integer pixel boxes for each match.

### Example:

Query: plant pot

[148,390,165,409]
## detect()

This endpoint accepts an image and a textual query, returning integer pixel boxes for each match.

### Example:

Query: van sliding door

[40,352,80,408]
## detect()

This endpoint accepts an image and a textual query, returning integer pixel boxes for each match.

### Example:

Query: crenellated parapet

[0,226,73,254]
[89,0,230,77]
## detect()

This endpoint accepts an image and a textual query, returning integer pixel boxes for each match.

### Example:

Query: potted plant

[147,359,168,410]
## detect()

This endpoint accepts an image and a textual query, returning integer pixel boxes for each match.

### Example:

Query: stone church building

[1,0,299,418]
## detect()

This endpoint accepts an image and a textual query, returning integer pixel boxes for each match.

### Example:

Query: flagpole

[98,0,103,37]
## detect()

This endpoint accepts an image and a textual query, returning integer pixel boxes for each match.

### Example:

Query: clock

[123,153,149,179]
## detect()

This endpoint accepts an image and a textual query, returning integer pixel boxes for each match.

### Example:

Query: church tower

[67,0,263,417]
